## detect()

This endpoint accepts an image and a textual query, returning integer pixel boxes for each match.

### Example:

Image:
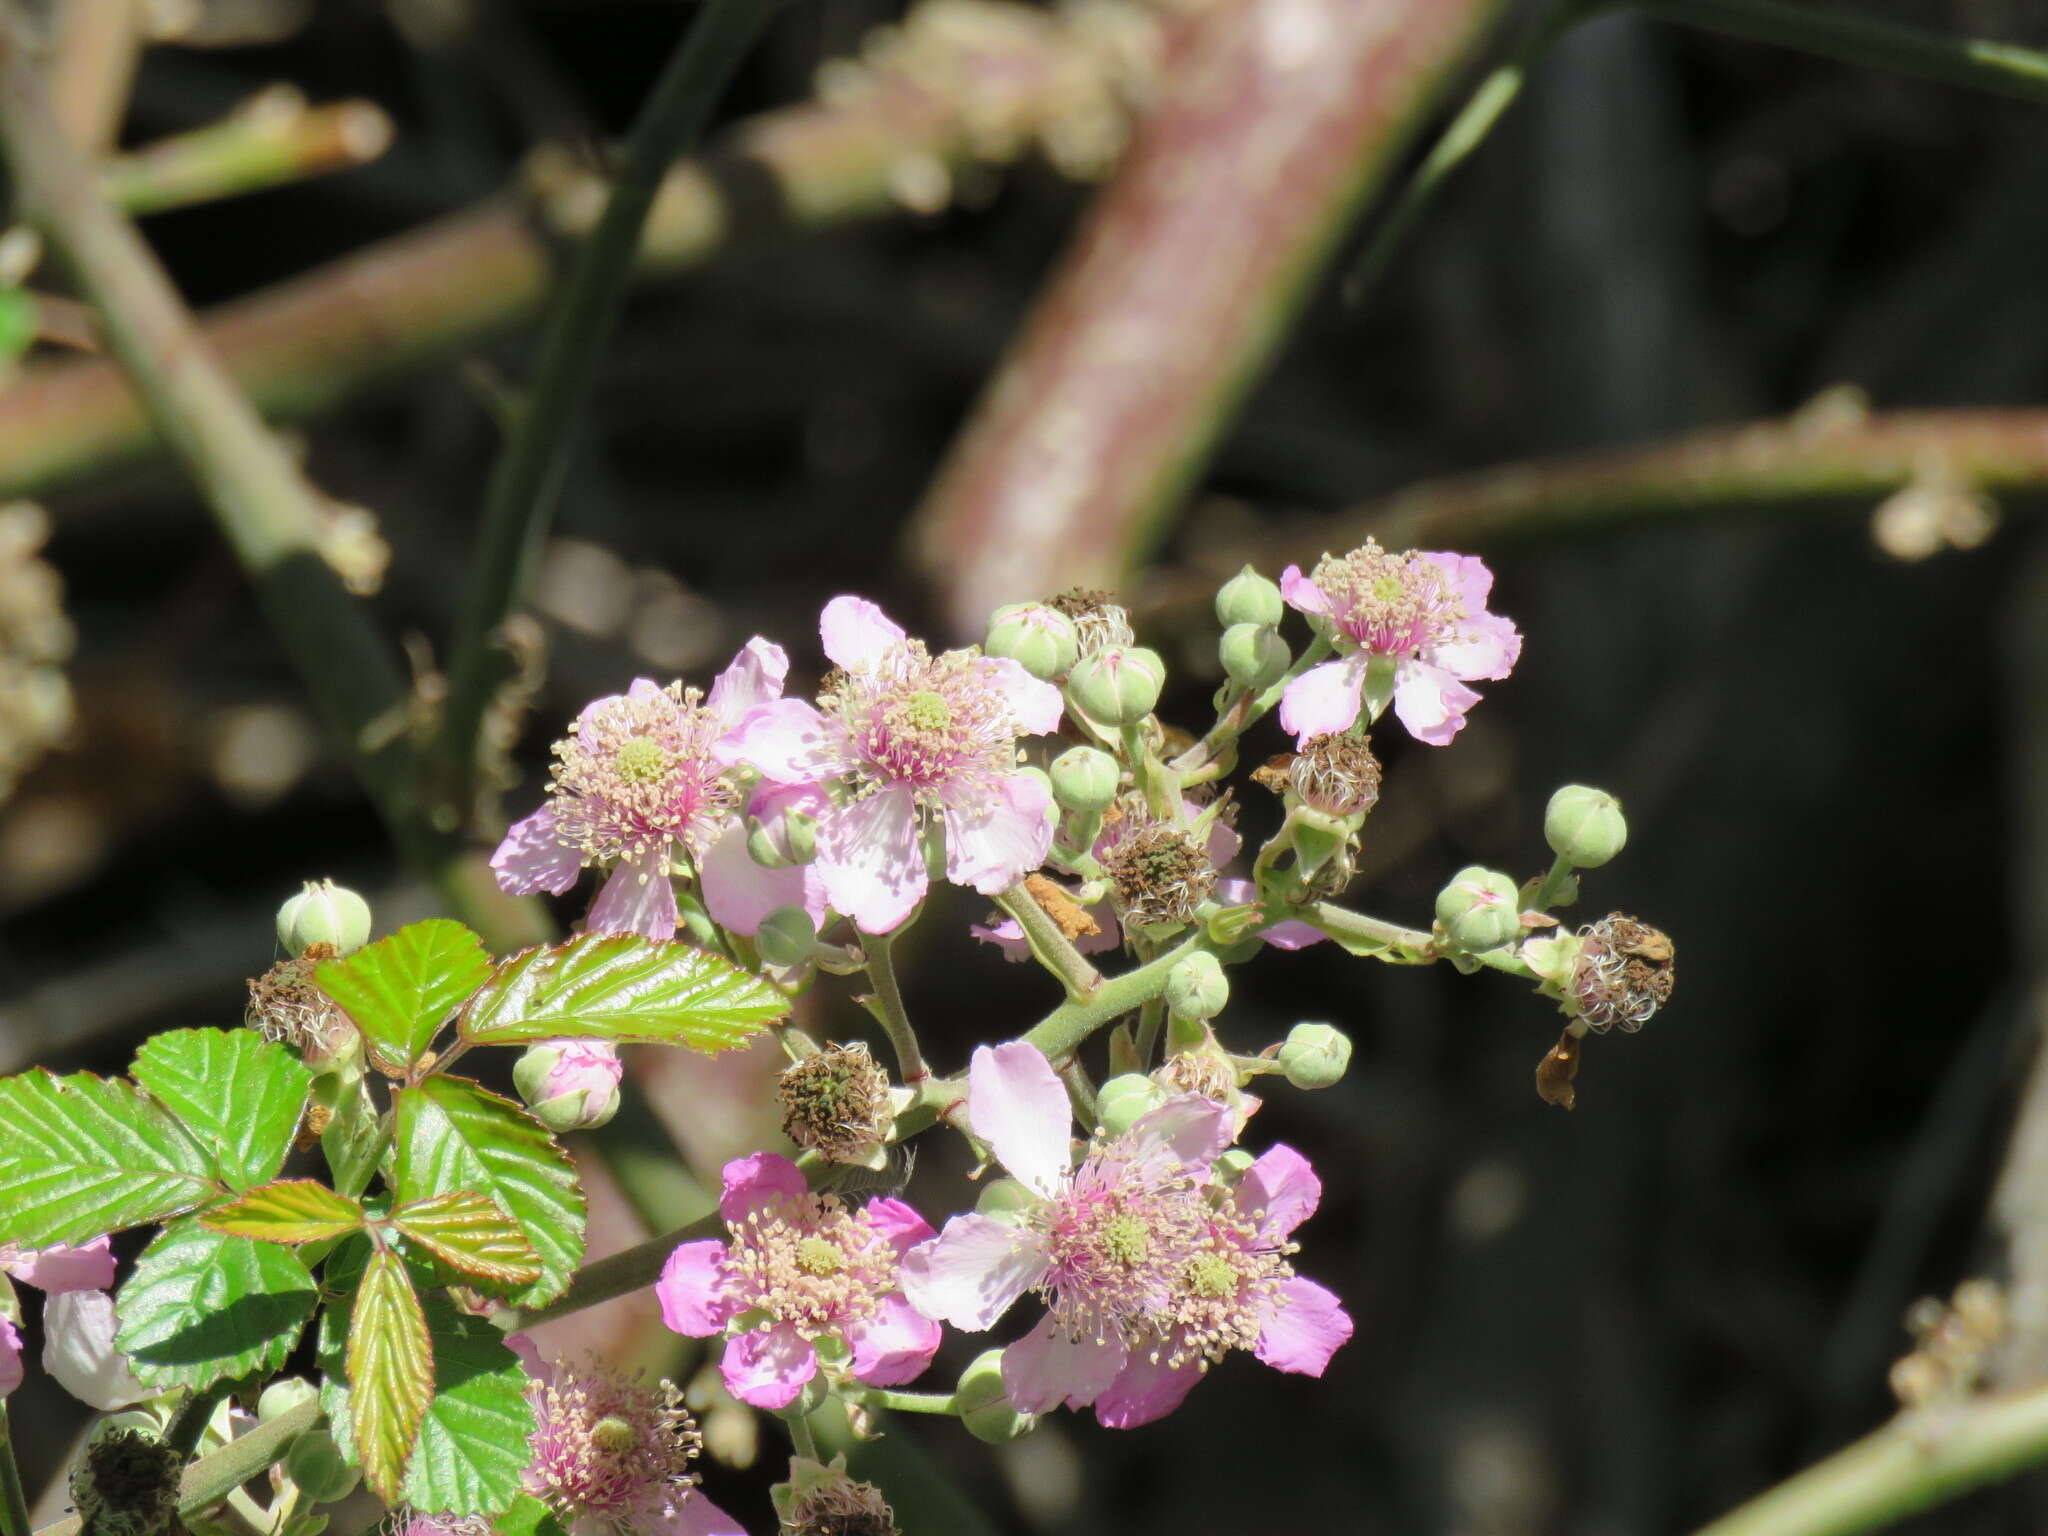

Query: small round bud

[1277,1022,1352,1089]
[1214,1148,1256,1184]
[749,801,818,868]
[1434,865,1522,952]
[975,1178,1039,1219]
[513,1041,623,1133]
[1095,1073,1167,1137]
[778,1042,894,1163]
[1067,646,1165,725]
[1219,623,1290,690]
[1215,564,1284,629]
[1049,745,1120,814]
[282,1430,359,1505]
[1544,784,1628,869]
[987,602,1081,681]
[1163,950,1229,1022]
[258,1378,318,1422]
[956,1349,1035,1443]
[276,879,371,956]
[754,905,818,970]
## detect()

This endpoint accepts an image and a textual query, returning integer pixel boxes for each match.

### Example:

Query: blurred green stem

[102,101,395,217]
[1628,0,2048,103]
[1689,1387,2048,1536]
[433,0,797,825]
[0,1408,28,1536]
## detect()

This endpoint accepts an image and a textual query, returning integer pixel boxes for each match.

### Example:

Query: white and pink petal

[847,1294,942,1387]
[967,1043,1073,1197]
[655,1240,731,1338]
[1277,657,1367,745]
[491,807,583,897]
[898,1216,1049,1332]
[1252,1276,1352,1377]
[719,1323,817,1411]
[942,772,1055,897]
[1000,1314,1124,1414]
[819,596,908,674]
[586,856,678,940]
[815,787,927,934]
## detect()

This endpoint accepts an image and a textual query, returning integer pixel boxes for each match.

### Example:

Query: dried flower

[775,1454,897,1536]
[1569,914,1676,1032]
[70,1425,181,1536]
[778,1043,895,1164]
[1288,733,1382,820]
[1100,805,1216,931]
[1046,587,1135,653]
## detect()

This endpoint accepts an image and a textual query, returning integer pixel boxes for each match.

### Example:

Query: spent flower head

[778,1043,895,1164]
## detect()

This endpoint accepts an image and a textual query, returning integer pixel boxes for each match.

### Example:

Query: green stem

[165,1382,230,1457]
[1059,1058,1100,1130]
[101,100,394,217]
[1304,902,1438,961]
[1528,853,1576,911]
[1629,0,2048,103]
[1022,932,1212,1065]
[785,1410,820,1461]
[1134,995,1166,1067]
[0,1407,30,1536]
[433,0,796,821]
[1171,634,1332,780]
[862,1389,959,1416]
[992,884,1103,1003]
[859,928,927,1086]
[1687,1387,2048,1536]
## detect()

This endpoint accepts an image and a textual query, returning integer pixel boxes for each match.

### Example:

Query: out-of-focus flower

[1278,541,1520,747]
[656,1152,940,1411]
[717,597,1061,933]
[1,1235,116,1293]
[46,1290,151,1411]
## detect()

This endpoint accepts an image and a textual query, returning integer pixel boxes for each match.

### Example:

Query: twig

[48,0,143,153]
[165,1383,231,1457]
[908,0,1508,637]
[101,99,396,217]
[1629,0,2048,105]
[432,0,796,824]
[1022,933,1217,1065]
[992,883,1102,1003]
[0,1408,28,1536]
[859,928,928,1086]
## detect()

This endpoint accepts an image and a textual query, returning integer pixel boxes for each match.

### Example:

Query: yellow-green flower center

[590,1415,636,1453]
[1183,1252,1237,1299]
[796,1236,846,1277]
[1102,1214,1151,1268]
[613,736,667,784]
[903,690,952,732]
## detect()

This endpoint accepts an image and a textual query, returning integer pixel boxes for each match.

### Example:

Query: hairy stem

[1021,932,1215,1065]
[1304,902,1438,961]
[165,1382,231,1457]
[859,928,927,1086]
[862,1389,958,1415]
[993,883,1103,1003]
[432,0,794,821]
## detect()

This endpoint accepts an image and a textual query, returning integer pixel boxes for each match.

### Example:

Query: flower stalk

[992,884,1103,1003]
[0,1407,28,1536]
[859,928,927,1087]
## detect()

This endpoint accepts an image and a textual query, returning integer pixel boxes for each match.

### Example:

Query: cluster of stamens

[246,946,349,1057]
[721,1191,897,1335]
[1310,540,1462,656]
[70,1427,182,1536]
[1155,1210,1295,1370]
[834,641,1020,800]
[778,1044,895,1163]
[1569,914,1676,1033]
[525,1356,703,1529]
[783,1473,899,1536]
[547,682,735,871]
[1101,804,1216,929]
[1047,586,1135,653]
[1288,733,1383,819]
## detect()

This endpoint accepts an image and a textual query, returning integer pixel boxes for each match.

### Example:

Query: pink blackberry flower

[716,597,1063,934]
[491,638,822,940]
[509,1338,743,1536]
[0,1235,116,1294]
[0,1236,149,1410]
[655,1152,941,1411]
[1278,541,1521,747]
[897,1043,1236,1420]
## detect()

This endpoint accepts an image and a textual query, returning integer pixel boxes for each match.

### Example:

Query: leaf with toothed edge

[391,1190,543,1287]
[202,1179,365,1244]
[130,1028,314,1191]
[314,919,493,1078]
[348,1246,434,1506]
[116,1220,318,1390]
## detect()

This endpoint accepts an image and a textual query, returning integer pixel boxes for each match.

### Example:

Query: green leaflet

[202,1180,366,1244]
[115,1220,318,1390]
[348,1247,434,1505]
[458,930,785,1050]
[391,1191,543,1288]
[314,919,493,1078]
[131,1028,313,1191]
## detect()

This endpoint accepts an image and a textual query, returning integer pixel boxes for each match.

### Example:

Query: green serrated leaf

[202,1180,365,1244]
[457,931,785,1051]
[116,1220,317,1389]
[349,1247,434,1506]
[401,1299,534,1515]
[0,1070,220,1247]
[315,919,493,1078]
[392,1191,542,1287]
[494,1494,572,1536]
[131,1028,314,1191]
[393,1076,584,1307]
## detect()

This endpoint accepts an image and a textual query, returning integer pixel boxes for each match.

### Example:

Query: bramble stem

[859,928,927,1086]
[863,1389,958,1415]
[1687,1388,2048,1536]
[1629,0,2048,104]
[1304,903,1437,961]
[1172,634,1331,781]
[1528,853,1576,912]
[0,1407,29,1536]
[433,0,795,823]
[1021,932,1214,1065]
[785,1411,820,1461]
[166,1382,230,1457]
[993,884,1103,1003]
[102,101,394,217]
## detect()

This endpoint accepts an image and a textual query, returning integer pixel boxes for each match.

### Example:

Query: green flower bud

[1219,622,1290,690]
[1163,950,1229,1022]
[1544,784,1628,869]
[1215,564,1284,629]
[1277,1022,1352,1089]
[282,1430,359,1506]
[957,1349,1035,1443]
[754,904,818,970]
[1067,646,1165,725]
[976,1178,1039,1219]
[987,602,1081,681]
[1214,1147,1256,1182]
[748,803,817,868]
[276,879,371,956]
[1049,745,1120,814]
[258,1378,318,1422]
[1434,865,1522,952]
[1095,1073,1167,1137]
[513,1042,623,1133]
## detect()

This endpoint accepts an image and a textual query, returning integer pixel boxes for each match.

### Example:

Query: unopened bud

[276,879,371,956]
[1434,865,1522,952]
[1215,564,1284,629]
[1219,623,1290,690]
[513,1041,623,1132]
[1163,950,1229,1022]
[987,602,1080,682]
[748,801,817,868]
[1544,784,1628,869]
[282,1430,359,1505]
[1277,1022,1351,1089]
[956,1349,1035,1443]
[258,1378,318,1422]
[1095,1073,1167,1137]
[1067,646,1164,725]
[755,905,817,970]
[1049,745,1120,814]
[975,1178,1038,1220]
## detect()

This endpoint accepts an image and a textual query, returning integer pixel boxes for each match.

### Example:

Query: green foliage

[458,929,786,1050]
[0,1069,220,1246]
[115,1219,318,1389]
[314,919,493,1077]
[392,1190,543,1287]
[203,1180,366,1244]
[393,1075,584,1307]
[496,1494,574,1536]
[401,1296,536,1515]
[347,1247,435,1506]
[131,1028,314,1191]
